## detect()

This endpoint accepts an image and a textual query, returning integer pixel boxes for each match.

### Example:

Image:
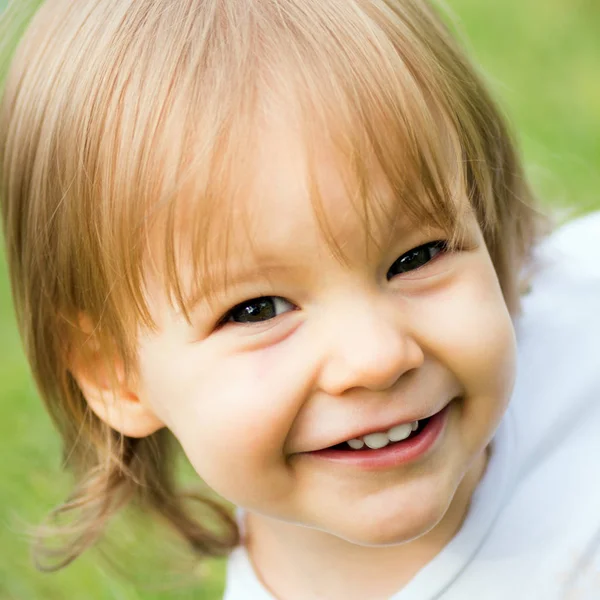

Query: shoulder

[486,212,600,597]
[510,211,600,467]
[518,210,600,343]
[543,210,600,252]
[533,210,600,283]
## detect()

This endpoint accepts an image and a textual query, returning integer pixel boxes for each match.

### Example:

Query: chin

[321,492,453,547]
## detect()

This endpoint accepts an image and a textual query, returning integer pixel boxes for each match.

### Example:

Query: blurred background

[0,0,598,598]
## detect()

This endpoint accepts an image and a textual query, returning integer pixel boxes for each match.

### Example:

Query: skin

[83,118,517,599]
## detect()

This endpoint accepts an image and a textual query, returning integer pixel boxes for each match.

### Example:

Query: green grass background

[0,0,598,598]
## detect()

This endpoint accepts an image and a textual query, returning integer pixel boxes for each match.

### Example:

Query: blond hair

[0,0,542,571]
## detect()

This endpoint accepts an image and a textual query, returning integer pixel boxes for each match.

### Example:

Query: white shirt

[224,212,600,600]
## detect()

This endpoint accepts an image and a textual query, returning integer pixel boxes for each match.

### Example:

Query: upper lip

[307,401,451,452]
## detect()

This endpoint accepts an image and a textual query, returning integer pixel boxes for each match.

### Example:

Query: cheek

[416,259,517,406]
[137,337,311,504]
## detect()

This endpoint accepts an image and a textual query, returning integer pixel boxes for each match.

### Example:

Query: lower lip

[306,404,451,470]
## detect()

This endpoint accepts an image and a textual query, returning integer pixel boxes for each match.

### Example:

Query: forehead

[218,100,461,229]
[142,54,472,314]
[163,106,469,308]
[245,115,396,248]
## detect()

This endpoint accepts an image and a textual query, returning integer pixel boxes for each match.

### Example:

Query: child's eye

[222,296,295,324]
[386,241,448,279]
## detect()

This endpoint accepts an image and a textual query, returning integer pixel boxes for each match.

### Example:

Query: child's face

[133,120,516,546]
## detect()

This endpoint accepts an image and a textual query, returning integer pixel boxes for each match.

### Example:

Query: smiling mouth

[327,417,432,452]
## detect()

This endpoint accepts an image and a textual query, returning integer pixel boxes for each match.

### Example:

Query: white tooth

[387,423,413,442]
[363,432,390,449]
[347,438,365,450]
[411,420,419,432]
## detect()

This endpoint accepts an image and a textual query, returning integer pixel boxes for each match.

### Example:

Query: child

[1,0,599,598]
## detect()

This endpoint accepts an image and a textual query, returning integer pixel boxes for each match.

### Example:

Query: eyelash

[219,240,449,326]
[386,240,448,280]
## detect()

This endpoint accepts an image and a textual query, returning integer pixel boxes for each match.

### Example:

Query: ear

[69,321,164,439]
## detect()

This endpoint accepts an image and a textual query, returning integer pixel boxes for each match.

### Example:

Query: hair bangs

[249,0,472,264]
[158,0,477,321]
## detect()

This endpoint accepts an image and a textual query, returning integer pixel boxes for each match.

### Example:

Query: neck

[244,450,488,600]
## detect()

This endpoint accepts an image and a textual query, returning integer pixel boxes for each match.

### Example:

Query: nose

[318,298,425,396]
